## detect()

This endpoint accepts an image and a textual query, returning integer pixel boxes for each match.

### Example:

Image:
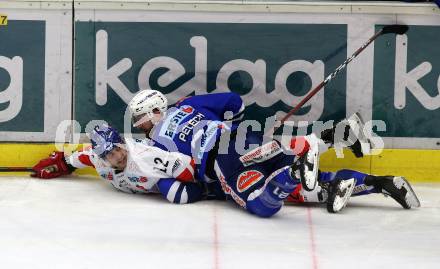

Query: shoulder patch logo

[181,106,194,114]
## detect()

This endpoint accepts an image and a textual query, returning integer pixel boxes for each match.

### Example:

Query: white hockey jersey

[66,138,204,204]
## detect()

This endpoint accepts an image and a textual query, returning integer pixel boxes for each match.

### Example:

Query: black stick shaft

[273,28,385,133]
[0,167,33,172]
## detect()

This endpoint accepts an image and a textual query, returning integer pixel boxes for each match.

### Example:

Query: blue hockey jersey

[150,93,245,181]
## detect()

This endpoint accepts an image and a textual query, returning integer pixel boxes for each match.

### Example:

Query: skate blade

[394,176,421,208]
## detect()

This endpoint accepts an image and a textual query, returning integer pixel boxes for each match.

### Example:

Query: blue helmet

[89,124,123,158]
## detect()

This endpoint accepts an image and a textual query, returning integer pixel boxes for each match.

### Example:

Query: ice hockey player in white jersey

[127,89,420,215]
[31,124,218,204]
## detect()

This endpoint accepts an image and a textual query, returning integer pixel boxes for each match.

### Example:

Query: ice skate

[321,112,371,158]
[366,175,421,209]
[326,178,356,213]
[291,134,320,192]
[344,113,371,157]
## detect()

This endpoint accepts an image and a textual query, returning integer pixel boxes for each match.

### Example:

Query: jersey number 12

[154,157,169,173]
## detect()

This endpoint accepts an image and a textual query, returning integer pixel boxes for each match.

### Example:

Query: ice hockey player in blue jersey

[128,90,420,217]
[129,90,322,217]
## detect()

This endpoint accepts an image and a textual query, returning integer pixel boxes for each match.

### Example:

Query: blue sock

[247,167,299,218]
[320,170,380,196]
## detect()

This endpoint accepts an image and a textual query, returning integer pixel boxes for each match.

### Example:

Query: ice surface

[0,176,439,269]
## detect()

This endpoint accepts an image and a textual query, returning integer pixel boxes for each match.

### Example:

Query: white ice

[0,176,439,269]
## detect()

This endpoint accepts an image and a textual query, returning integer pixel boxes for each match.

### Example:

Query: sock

[247,167,299,218]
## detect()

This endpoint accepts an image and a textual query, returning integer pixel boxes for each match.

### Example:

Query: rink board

[73,11,440,149]
[0,1,439,150]
[0,2,440,181]
[0,143,439,182]
[0,5,72,141]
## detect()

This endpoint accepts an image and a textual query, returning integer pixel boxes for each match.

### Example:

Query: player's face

[133,110,162,134]
[105,146,128,170]
[137,119,154,133]
[133,114,154,133]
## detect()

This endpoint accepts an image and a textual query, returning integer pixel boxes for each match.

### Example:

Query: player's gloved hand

[31,151,72,179]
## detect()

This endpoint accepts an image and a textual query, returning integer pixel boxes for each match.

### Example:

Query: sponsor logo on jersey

[172,159,182,173]
[181,106,193,114]
[127,176,148,183]
[236,170,264,193]
[118,179,129,188]
[200,122,219,148]
[196,121,225,160]
[160,106,194,139]
[136,185,146,190]
[239,141,282,167]
[178,112,206,142]
[128,176,137,183]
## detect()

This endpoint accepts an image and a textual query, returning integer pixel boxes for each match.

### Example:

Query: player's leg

[321,169,420,209]
[207,129,322,217]
[241,146,321,217]
[244,154,361,217]
[285,173,356,213]
[363,175,421,209]
[214,160,286,217]
[213,158,310,218]
[227,132,320,192]
[245,166,305,217]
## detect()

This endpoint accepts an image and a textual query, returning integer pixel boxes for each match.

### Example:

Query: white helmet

[128,89,168,127]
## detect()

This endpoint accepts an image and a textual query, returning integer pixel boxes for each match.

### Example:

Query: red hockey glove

[31,151,72,179]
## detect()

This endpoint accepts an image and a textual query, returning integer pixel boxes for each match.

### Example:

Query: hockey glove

[31,151,74,179]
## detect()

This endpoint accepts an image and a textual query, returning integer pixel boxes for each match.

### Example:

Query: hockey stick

[273,24,409,133]
[0,167,33,172]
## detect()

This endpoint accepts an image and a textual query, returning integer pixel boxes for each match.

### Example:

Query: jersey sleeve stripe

[180,187,189,204]
[78,154,94,167]
[228,103,245,122]
[173,184,185,203]
[166,181,181,202]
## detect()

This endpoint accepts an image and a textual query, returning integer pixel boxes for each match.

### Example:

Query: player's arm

[166,151,197,183]
[137,146,204,203]
[156,178,204,204]
[65,147,96,169]
[141,146,197,183]
[179,92,245,121]
[31,148,95,179]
